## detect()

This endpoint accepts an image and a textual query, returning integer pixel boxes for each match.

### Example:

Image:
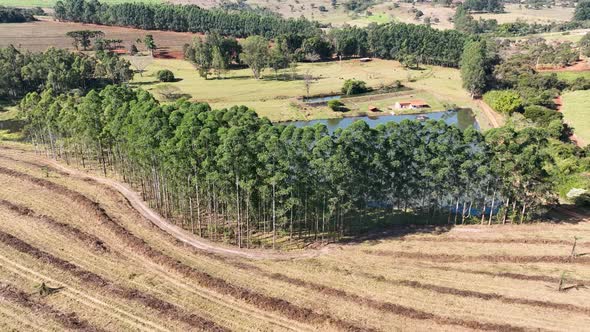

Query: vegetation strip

[0,199,109,253]
[0,230,228,332]
[0,282,107,332]
[365,250,590,264]
[0,165,370,332]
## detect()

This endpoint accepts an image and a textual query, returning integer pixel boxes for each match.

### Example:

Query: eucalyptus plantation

[19,86,557,247]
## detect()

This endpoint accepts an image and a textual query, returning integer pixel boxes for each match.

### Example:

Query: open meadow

[474,3,574,24]
[0,143,589,331]
[562,90,590,146]
[132,58,493,126]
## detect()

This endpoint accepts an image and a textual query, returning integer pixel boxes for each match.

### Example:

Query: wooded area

[19,85,559,247]
[54,0,467,67]
[0,46,132,99]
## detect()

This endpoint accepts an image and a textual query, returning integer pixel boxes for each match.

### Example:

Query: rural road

[476,99,501,128]
[46,159,325,261]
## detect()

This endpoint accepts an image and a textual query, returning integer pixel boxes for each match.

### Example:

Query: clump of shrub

[328,99,348,112]
[341,79,369,96]
[523,105,563,126]
[483,90,523,114]
[157,69,175,82]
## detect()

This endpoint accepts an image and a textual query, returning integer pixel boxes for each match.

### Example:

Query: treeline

[0,46,132,100]
[367,23,466,67]
[19,85,557,247]
[54,0,320,39]
[0,6,43,23]
[54,0,467,67]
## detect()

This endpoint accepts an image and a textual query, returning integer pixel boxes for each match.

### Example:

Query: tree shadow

[130,80,160,86]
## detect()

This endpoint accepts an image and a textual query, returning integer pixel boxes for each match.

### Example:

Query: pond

[303,95,341,104]
[279,109,479,132]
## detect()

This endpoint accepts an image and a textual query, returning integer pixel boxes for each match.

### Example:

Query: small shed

[359,57,372,62]
[368,105,379,112]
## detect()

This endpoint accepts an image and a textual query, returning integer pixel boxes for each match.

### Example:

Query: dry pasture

[0,142,590,331]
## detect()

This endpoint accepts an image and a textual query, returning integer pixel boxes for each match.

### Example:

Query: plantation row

[54,0,466,67]
[19,85,556,247]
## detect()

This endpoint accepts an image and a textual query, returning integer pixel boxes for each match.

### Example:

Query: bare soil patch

[0,18,197,53]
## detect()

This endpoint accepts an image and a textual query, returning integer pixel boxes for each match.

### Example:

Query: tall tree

[460,40,488,98]
[240,36,269,79]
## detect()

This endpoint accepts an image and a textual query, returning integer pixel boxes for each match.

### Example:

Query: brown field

[0,18,197,53]
[0,141,590,331]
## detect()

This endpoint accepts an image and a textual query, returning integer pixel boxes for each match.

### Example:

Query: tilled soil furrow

[158,239,536,331]
[0,164,371,332]
[403,236,588,247]
[365,250,590,264]
[0,281,108,332]
[0,199,109,253]
[0,254,171,332]
[0,230,229,332]
[353,272,590,315]
[426,265,588,284]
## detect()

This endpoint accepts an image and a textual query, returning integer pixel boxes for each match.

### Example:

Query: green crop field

[131,58,484,123]
[562,90,590,146]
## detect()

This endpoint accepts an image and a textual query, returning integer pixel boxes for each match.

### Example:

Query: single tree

[240,36,269,79]
[66,30,104,51]
[143,34,157,56]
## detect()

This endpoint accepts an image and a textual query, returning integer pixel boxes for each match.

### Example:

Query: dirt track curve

[46,159,325,261]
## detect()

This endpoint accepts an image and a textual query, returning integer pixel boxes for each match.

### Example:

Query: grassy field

[474,3,574,24]
[132,58,486,124]
[0,143,589,331]
[562,90,590,146]
[0,107,23,142]
[543,70,590,81]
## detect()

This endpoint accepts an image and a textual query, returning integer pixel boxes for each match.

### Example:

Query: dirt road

[46,159,325,260]
[475,99,502,128]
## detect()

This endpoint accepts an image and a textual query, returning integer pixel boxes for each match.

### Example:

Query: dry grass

[1,143,590,331]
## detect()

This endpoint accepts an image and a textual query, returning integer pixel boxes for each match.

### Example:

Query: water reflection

[278,109,479,133]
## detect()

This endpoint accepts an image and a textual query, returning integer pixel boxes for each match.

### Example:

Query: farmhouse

[393,99,430,109]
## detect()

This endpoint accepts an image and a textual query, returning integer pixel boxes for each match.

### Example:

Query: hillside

[0,143,589,331]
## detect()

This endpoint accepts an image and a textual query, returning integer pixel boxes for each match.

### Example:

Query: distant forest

[54,0,467,67]
[0,6,43,23]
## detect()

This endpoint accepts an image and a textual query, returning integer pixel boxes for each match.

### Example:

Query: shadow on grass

[0,108,25,142]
